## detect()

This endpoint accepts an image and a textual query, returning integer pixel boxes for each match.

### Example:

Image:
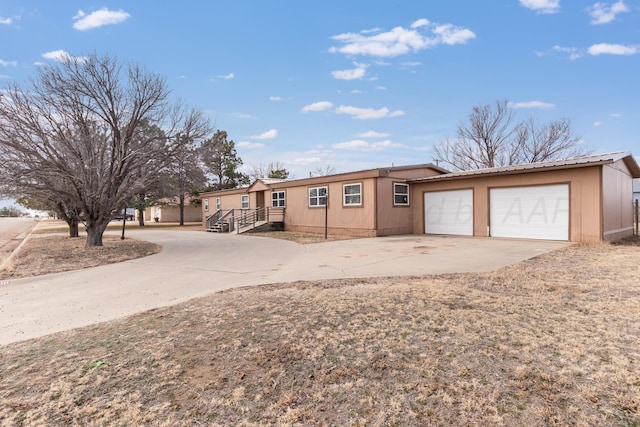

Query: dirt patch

[247,230,362,244]
[0,235,161,279]
[1,240,639,425]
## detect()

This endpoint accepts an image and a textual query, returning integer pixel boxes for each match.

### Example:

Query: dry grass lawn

[0,235,161,279]
[0,235,639,426]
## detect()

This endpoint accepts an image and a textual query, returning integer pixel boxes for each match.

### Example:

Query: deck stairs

[206,207,284,234]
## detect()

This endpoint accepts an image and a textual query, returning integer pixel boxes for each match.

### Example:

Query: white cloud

[216,72,235,80]
[72,8,130,31]
[0,74,11,79]
[552,45,583,60]
[269,96,283,101]
[355,130,391,138]
[332,139,404,151]
[336,105,405,120]
[0,17,12,25]
[292,157,322,165]
[0,59,17,67]
[588,43,638,55]
[248,129,278,140]
[238,141,266,149]
[432,24,477,45]
[41,50,86,63]
[329,19,475,58]
[331,62,368,80]
[402,61,422,67]
[375,86,387,91]
[234,112,255,119]
[589,1,629,25]
[302,101,333,112]
[509,100,555,109]
[593,121,604,127]
[411,18,430,29]
[610,113,623,117]
[519,0,560,14]
[350,89,362,94]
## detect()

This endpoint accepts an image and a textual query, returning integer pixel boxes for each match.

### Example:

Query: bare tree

[432,100,589,170]
[310,165,337,177]
[250,161,290,181]
[0,53,210,246]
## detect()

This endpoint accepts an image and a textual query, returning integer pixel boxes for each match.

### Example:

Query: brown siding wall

[283,178,377,237]
[375,177,414,236]
[602,161,635,241]
[411,167,604,242]
[148,205,202,223]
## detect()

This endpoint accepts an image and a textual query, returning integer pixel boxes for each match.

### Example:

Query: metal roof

[409,152,640,183]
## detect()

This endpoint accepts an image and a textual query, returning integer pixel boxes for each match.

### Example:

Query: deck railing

[237,207,284,232]
[207,207,284,233]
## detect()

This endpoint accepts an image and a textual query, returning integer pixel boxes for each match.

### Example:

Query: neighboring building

[145,198,202,223]
[201,152,640,243]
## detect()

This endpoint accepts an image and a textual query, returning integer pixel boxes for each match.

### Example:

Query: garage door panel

[490,185,569,240]
[425,189,473,236]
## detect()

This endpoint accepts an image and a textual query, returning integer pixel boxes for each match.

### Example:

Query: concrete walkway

[0,228,568,345]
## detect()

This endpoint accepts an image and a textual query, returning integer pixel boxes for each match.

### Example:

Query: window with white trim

[216,197,221,211]
[308,186,327,207]
[394,183,409,206]
[271,191,285,207]
[343,183,362,206]
[241,195,249,209]
[204,198,209,212]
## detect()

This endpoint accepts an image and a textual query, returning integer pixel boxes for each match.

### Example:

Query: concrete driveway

[0,229,567,345]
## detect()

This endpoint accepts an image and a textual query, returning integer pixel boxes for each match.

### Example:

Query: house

[200,164,447,237]
[201,152,640,243]
[145,198,202,223]
[634,178,640,203]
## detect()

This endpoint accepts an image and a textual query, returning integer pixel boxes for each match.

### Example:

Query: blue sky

[0,0,639,202]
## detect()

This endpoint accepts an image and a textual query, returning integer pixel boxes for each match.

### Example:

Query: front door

[256,191,265,220]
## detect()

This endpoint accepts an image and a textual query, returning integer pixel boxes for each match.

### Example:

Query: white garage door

[424,189,473,236]
[490,184,569,240]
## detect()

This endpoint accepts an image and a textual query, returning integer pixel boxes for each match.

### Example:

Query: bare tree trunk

[179,193,185,226]
[67,219,79,238]
[137,207,145,226]
[85,220,109,247]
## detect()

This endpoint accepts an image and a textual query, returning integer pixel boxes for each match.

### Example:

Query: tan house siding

[281,179,377,237]
[375,177,413,236]
[602,161,635,241]
[145,200,203,223]
[411,167,604,242]
[200,164,446,237]
[147,205,202,222]
[200,155,638,242]
[375,167,445,236]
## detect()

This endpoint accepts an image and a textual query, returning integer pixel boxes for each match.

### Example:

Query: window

[343,183,362,206]
[204,199,209,212]
[308,186,327,207]
[215,197,221,211]
[241,195,249,209]
[394,183,409,206]
[271,191,285,207]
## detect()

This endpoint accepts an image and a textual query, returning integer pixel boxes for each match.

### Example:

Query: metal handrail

[206,209,235,232]
[237,207,285,231]
[205,210,222,229]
